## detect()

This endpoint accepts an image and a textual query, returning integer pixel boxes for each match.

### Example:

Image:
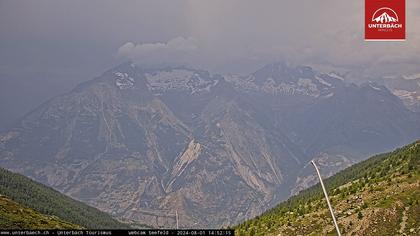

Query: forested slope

[0,194,82,229]
[234,141,420,235]
[0,167,130,229]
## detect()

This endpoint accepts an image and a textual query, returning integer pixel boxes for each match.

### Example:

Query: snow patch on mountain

[261,79,296,96]
[402,73,420,80]
[145,69,194,92]
[315,76,332,87]
[225,75,259,92]
[226,75,321,97]
[297,78,319,96]
[328,72,344,81]
[324,92,334,98]
[368,84,382,91]
[145,69,219,95]
[115,72,135,89]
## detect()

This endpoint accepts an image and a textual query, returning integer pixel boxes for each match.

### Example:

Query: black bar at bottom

[0,230,234,236]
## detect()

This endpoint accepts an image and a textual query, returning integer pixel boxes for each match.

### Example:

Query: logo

[372,8,398,23]
[365,0,405,41]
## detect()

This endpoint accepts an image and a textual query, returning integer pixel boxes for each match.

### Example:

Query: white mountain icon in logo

[372,7,398,23]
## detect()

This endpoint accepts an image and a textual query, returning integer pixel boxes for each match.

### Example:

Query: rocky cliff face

[1,62,419,227]
[383,75,420,112]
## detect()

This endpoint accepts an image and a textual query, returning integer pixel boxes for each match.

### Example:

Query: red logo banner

[365,0,405,41]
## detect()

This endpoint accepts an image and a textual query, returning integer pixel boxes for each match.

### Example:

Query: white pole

[176,210,179,229]
[311,160,341,236]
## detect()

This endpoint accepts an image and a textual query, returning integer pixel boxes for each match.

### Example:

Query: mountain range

[0,62,419,228]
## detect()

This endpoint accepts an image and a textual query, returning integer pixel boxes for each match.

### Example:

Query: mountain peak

[224,63,344,98]
[250,63,316,87]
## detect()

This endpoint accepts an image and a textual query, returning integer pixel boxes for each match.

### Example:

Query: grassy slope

[0,167,130,229]
[0,195,82,229]
[234,141,420,235]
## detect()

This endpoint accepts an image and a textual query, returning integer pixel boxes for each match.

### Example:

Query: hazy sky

[0,0,420,129]
[1,0,420,76]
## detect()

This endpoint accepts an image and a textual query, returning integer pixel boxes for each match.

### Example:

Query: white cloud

[117,37,198,67]
[117,0,420,77]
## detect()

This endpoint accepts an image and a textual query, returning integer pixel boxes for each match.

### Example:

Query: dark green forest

[0,167,130,229]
